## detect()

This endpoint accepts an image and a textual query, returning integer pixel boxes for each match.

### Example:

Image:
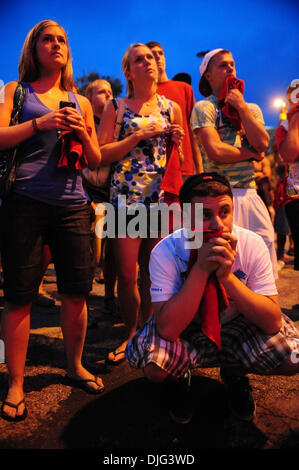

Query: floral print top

[110,95,173,209]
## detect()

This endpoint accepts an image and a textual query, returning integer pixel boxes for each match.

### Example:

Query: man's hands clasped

[196,231,237,279]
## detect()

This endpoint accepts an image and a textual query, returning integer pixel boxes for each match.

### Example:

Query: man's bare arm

[225,89,269,152]
[208,232,282,335]
[196,126,264,163]
[190,127,204,173]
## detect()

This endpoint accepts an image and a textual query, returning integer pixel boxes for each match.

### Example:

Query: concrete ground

[0,252,298,451]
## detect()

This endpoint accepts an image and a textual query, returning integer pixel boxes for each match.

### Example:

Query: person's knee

[280,356,299,375]
[143,363,169,383]
[117,271,137,288]
[60,294,86,310]
[269,356,299,376]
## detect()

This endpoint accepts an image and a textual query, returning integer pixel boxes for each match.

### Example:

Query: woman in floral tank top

[98,43,183,364]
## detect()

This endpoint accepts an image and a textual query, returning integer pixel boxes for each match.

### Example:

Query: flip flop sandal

[106,349,126,366]
[1,399,28,422]
[65,375,105,395]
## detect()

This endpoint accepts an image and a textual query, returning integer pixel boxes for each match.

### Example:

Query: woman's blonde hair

[18,19,77,92]
[121,43,152,98]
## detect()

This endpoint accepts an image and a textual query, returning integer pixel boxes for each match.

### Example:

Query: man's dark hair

[146,41,163,50]
[179,172,233,207]
[172,73,192,85]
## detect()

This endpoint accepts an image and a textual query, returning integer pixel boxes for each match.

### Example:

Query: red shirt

[157,80,195,175]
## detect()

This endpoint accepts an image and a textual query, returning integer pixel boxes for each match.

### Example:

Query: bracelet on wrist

[32,118,39,133]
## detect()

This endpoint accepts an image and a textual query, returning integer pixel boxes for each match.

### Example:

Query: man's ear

[204,71,211,83]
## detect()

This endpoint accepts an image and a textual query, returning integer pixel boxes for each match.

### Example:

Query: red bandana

[218,75,245,130]
[161,140,183,197]
[58,123,91,170]
[186,229,229,349]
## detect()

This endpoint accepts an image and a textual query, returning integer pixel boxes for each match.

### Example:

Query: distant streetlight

[273,97,287,122]
[273,98,285,109]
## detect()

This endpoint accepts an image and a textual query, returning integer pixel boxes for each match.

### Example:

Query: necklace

[36,88,55,96]
[42,88,63,96]
[144,94,157,106]
[45,89,68,99]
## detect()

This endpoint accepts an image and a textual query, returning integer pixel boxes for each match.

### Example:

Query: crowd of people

[0,19,298,425]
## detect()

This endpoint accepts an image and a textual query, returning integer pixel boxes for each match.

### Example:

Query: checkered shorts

[125,313,299,379]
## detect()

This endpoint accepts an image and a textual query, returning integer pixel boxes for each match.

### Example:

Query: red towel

[58,125,92,170]
[160,141,183,197]
[218,75,245,130]
[163,191,181,233]
[161,140,183,233]
[186,229,229,349]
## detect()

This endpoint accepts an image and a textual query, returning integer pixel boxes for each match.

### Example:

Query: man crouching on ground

[126,172,299,424]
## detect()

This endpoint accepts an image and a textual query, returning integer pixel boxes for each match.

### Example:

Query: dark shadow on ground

[279,429,299,449]
[61,375,267,450]
[0,371,65,398]
[26,332,113,377]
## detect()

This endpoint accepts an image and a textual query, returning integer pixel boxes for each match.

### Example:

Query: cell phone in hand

[57,101,76,136]
[59,101,76,109]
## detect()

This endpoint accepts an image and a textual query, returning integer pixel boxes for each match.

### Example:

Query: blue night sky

[1,0,298,126]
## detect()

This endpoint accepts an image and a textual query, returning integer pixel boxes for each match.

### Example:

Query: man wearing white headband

[191,49,277,278]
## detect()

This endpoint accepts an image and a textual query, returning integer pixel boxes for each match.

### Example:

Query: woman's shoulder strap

[113,98,126,141]
[112,98,118,111]
[157,93,173,123]
[11,82,26,124]
[14,82,26,103]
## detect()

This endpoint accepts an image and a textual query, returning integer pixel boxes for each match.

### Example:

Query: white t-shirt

[149,224,277,324]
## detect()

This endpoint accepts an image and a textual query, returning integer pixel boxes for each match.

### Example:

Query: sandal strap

[2,399,25,410]
[66,375,100,385]
[80,379,98,385]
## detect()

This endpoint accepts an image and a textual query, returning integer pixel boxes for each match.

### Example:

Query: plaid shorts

[125,313,299,379]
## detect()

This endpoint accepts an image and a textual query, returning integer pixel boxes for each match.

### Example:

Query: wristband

[32,118,39,133]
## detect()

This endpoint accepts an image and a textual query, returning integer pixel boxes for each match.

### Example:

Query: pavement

[0,252,299,453]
